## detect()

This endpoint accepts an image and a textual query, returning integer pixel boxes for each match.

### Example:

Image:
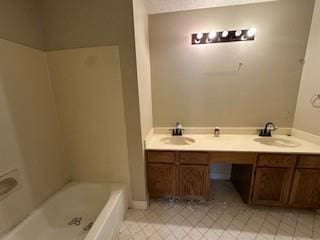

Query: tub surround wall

[38,0,148,202]
[46,46,132,202]
[294,0,320,136]
[0,39,69,235]
[149,0,314,128]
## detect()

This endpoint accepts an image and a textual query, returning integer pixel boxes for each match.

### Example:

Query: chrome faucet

[259,122,277,137]
[171,122,184,136]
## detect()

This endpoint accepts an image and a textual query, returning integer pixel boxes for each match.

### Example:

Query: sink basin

[254,137,301,148]
[160,136,195,145]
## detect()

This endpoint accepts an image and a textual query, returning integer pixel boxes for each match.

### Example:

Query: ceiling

[146,0,276,14]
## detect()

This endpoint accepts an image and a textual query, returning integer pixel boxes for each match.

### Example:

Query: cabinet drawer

[147,151,176,163]
[297,155,320,169]
[257,154,296,168]
[209,152,256,164]
[179,152,208,165]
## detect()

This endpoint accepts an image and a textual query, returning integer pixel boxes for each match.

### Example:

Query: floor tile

[117,181,317,240]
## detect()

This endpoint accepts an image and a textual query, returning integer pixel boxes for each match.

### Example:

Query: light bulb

[196,33,203,39]
[208,31,217,40]
[247,27,256,37]
[222,31,229,38]
[235,30,242,37]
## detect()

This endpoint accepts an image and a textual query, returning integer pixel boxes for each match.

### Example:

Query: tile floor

[118,181,320,240]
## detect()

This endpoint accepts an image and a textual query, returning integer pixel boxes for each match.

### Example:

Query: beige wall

[38,0,147,201]
[150,0,314,128]
[294,0,320,136]
[0,0,44,49]
[0,39,69,234]
[46,46,132,201]
[132,0,153,203]
[133,0,154,140]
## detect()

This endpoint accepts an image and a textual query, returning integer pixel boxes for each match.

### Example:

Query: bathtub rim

[1,181,127,240]
[85,182,127,240]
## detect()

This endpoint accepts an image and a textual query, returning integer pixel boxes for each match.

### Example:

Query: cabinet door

[252,168,292,206]
[180,165,209,199]
[147,164,176,198]
[289,169,320,208]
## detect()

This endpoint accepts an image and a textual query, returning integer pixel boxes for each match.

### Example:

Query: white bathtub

[2,182,127,240]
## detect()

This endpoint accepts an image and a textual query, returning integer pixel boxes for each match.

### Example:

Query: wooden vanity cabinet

[147,163,177,198]
[147,150,320,208]
[251,154,296,206]
[146,151,209,199]
[252,167,294,206]
[251,154,320,208]
[178,152,209,199]
[146,151,178,198]
[288,155,320,208]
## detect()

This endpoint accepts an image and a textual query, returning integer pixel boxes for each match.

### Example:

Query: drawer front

[179,152,208,165]
[209,152,256,164]
[297,155,320,169]
[257,154,296,168]
[147,151,176,163]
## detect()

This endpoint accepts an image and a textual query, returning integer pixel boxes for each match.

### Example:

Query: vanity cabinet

[289,169,320,208]
[147,164,177,198]
[146,151,177,198]
[178,152,209,199]
[252,167,293,206]
[179,165,209,198]
[146,150,320,208]
[146,151,209,199]
[289,155,320,208]
[251,154,320,208]
[251,154,296,206]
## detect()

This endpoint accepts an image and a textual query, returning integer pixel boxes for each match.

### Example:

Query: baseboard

[210,173,231,180]
[132,200,149,210]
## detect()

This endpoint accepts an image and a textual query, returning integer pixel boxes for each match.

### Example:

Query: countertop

[145,134,320,154]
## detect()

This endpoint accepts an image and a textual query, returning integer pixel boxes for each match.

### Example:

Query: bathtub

[2,182,127,240]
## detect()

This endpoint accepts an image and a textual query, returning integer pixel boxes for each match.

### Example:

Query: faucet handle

[172,122,184,136]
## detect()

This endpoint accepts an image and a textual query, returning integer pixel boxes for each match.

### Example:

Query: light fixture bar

[191,28,256,45]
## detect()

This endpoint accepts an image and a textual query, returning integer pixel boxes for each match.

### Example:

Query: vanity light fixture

[206,32,217,43]
[192,28,256,45]
[222,31,229,38]
[247,27,257,37]
[235,30,242,37]
[208,32,217,40]
[241,35,248,41]
[196,32,203,40]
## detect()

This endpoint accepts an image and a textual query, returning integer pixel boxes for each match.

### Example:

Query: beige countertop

[145,134,320,154]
